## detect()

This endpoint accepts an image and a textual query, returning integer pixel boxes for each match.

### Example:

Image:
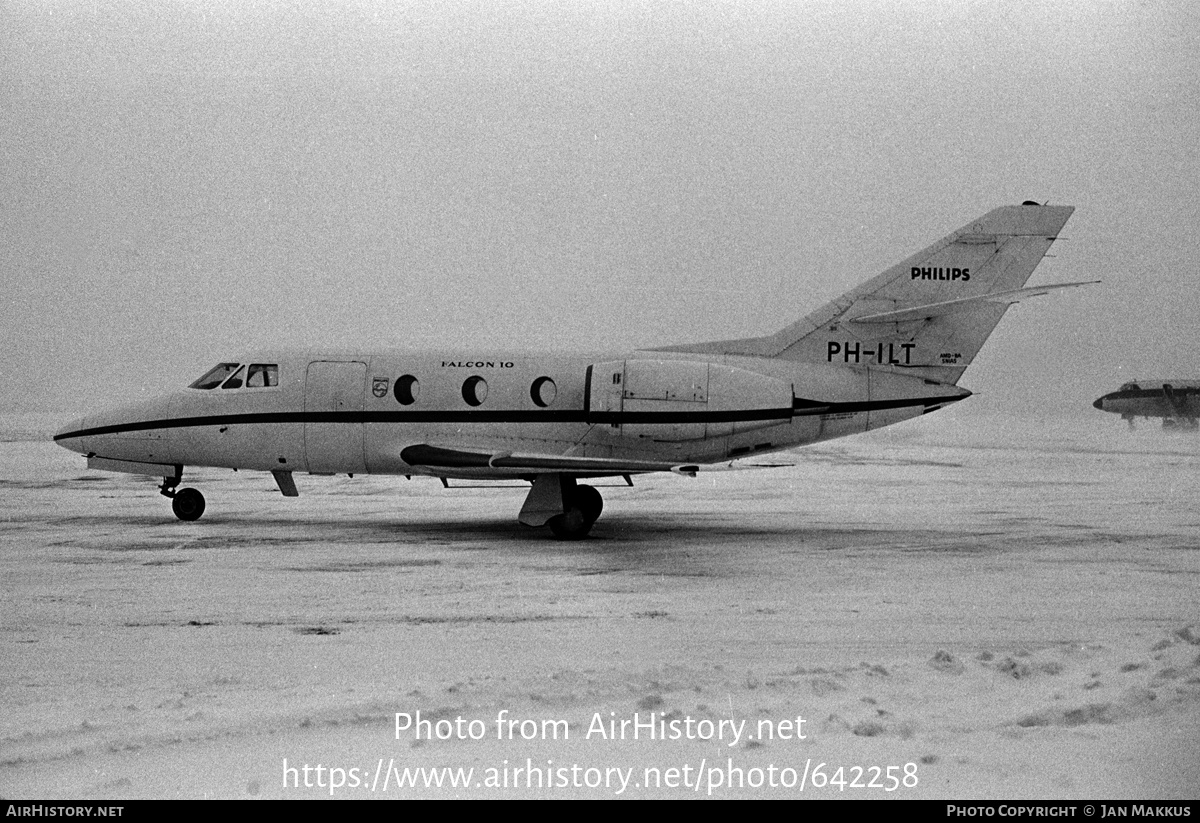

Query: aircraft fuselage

[1093,380,1200,429]
[55,350,967,481]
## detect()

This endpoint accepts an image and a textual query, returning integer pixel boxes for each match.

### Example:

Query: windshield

[190,363,241,390]
[189,362,279,390]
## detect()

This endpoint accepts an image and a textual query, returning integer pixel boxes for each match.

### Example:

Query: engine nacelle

[586,359,793,441]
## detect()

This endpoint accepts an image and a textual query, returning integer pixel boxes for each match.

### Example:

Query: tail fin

[654,203,1076,384]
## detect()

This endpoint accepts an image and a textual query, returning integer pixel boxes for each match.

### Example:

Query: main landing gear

[547,483,604,540]
[519,475,605,540]
[159,476,206,521]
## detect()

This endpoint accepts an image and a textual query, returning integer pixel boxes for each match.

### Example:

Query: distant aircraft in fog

[1093,381,1200,430]
[55,203,1090,539]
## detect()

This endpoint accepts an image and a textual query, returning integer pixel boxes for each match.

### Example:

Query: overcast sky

[3,0,1198,415]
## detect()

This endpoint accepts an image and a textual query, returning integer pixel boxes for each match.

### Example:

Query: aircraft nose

[1092,397,1105,410]
[53,415,91,455]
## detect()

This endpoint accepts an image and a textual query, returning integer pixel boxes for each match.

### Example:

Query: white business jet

[55,203,1088,538]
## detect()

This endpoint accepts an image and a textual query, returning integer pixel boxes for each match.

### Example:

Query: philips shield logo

[372,377,389,398]
[911,267,970,282]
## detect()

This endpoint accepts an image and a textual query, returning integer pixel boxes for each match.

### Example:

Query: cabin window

[190,363,241,390]
[246,364,279,388]
[530,376,557,407]
[394,374,420,405]
[462,376,488,407]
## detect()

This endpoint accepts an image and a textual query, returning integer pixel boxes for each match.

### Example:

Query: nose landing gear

[159,475,206,521]
[171,488,206,521]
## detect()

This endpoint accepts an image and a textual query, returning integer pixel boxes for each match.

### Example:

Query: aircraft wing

[398,444,792,478]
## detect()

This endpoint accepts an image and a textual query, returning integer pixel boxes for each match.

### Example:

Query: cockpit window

[190,363,241,390]
[220,365,247,389]
[189,361,279,390]
[246,364,279,388]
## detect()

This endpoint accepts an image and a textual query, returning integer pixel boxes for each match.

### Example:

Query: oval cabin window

[530,376,557,407]
[462,376,488,407]
[394,374,420,405]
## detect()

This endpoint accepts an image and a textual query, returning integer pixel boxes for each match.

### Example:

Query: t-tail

[655,202,1087,384]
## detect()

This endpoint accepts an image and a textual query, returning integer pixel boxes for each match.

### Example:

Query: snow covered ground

[3,412,1198,799]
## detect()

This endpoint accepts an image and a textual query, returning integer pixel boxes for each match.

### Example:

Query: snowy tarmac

[3,413,1198,799]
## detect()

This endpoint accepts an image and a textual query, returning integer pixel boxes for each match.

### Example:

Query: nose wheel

[171,488,206,521]
[159,476,206,521]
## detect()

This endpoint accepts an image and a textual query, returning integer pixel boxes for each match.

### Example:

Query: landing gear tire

[548,509,590,540]
[547,484,604,540]
[573,484,603,525]
[171,488,206,521]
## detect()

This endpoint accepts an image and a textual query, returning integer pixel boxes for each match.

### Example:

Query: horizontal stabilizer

[849,281,1099,324]
[687,458,798,472]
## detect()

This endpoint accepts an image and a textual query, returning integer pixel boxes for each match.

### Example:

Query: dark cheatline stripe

[55,410,587,440]
[791,394,967,416]
[53,394,968,441]
[587,407,793,425]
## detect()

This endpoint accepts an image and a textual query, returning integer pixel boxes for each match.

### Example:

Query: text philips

[912,266,970,281]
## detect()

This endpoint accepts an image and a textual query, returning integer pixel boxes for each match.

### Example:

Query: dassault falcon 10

[1093,380,1200,430]
[55,203,1089,538]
